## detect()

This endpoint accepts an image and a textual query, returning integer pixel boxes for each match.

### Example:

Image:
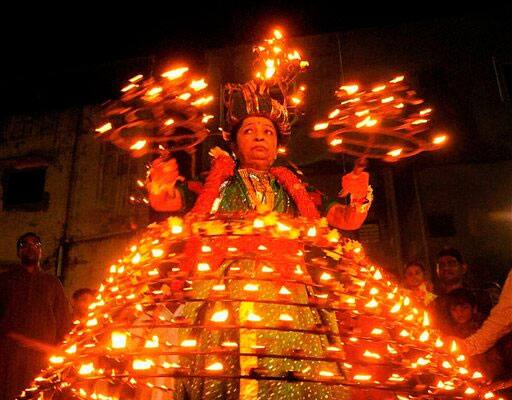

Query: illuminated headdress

[223,29,308,140]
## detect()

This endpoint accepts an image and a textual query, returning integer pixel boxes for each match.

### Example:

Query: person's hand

[147,157,184,196]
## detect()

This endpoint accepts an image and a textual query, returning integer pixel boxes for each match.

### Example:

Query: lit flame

[387,148,403,157]
[191,96,214,106]
[146,86,163,97]
[363,350,381,359]
[247,312,262,322]
[111,332,127,349]
[180,339,197,347]
[78,363,94,375]
[329,109,340,119]
[145,336,159,348]
[211,309,229,322]
[161,67,189,80]
[365,298,378,308]
[151,248,164,258]
[419,330,429,342]
[190,79,208,91]
[340,84,359,95]
[330,138,343,146]
[243,283,259,292]
[390,76,405,83]
[49,356,64,364]
[197,263,211,272]
[279,313,294,322]
[164,118,175,126]
[130,140,147,151]
[432,134,447,145]
[353,374,372,381]
[95,122,112,134]
[133,359,154,370]
[279,286,292,295]
[314,122,329,131]
[205,361,224,372]
[129,74,143,83]
[381,96,394,103]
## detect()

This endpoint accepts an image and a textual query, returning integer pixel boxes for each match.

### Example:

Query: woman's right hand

[147,157,185,211]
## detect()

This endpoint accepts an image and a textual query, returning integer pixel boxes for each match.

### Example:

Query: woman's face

[234,116,278,171]
[404,265,425,289]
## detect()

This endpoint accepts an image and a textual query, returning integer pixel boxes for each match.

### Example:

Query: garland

[190,149,319,218]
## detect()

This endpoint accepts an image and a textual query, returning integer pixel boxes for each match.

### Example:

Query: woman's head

[403,261,426,290]
[229,115,280,171]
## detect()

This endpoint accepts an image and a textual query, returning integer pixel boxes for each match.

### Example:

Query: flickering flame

[450,340,458,353]
[412,119,428,125]
[222,341,238,348]
[365,298,378,308]
[442,361,452,369]
[279,286,292,295]
[133,359,154,370]
[371,328,383,335]
[178,93,191,101]
[121,83,137,92]
[363,350,381,359]
[307,226,317,237]
[253,218,265,228]
[145,336,159,348]
[197,263,211,272]
[180,339,197,347]
[340,84,359,95]
[372,85,386,92]
[329,109,340,118]
[211,309,229,322]
[190,79,207,91]
[330,138,343,146]
[257,245,268,251]
[243,283,259,292]
[419,108,432,115]
[381,96,394,103]
[387,344,398,354]
[394,103,404,109]
[472,371,483,379]
[279,313,294,322]
[206,361,224,372]
[423,311,430,327]
[164,118,175,126]
[291,96,301,105]
[387,148,403,157]
[131,253,142,264]
[327,346,341,352]
[320,272,333,281]
[129,74,143,83]
[49,356,64,364]
[354,374,372,381]
[465,387,476,395]
[261,265,274,273]
[86,318,98,327]
[247,312,262,322]
[202,114,214,123]
[191,96,214,106]
[356,116,378,128]
[390,302,401,313]
[416,357,430,366]
[390,75,405,83]
[171,223,183,234]
[388,374,405,382]
[369,287,379,295]
[273,29,283,39]
[484,392,495,399]
[65,344,77,354]
[314,122,329,131]
[399,329,410,337]
[419,330,430,342]
[212,284,226,291]
[432,134,447,145]
[111,332,127,349]
[278,146,287,154]
[146,87,163,97]
[161,67,189,80]
[95,122,112,134]
[355,109,369,117]
[130,140,147,151]
[151,248,164,258]
[78,363,94,375]
[319,371,335,377]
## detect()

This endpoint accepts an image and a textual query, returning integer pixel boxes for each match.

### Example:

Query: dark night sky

[0,2,509,112]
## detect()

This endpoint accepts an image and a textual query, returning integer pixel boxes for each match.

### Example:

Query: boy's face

[450,303,473,324]
[404,265,425,289]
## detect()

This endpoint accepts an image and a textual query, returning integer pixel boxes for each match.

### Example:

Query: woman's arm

[147,158,185,212]
[463,270,512,355]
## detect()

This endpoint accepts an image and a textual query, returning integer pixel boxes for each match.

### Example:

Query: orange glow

[371,328,383,335]
[144,336,159,348]
[381,96,394,103]
[320,272,333,281]
[319,370,335,377]
[330,138,343,146]
[329,109,340,118]
[206,362,223,372]
[353,374,372,381]
[212,284,226,291]
[390,75,405,83]
[273,29,283,39]
[243,283,259,292]
[372,84,386,92]
[419,108,432,115]
[465,387,476,395]
[279,313,294,322]
[363,350,381,360]
[49,356,64,364]
[197,263,211,272]
[164,118,175,126]
[261,265,274,273]
[151,248,164,258]
[178,93,192,101]
[419,330,429,342]
[247,312,262,322]
[129,74,143,83]
[279,286,292,295]
[412,119,428,125]
[146,87,163,97]
[365,298,378,308]
[191,95,214,106]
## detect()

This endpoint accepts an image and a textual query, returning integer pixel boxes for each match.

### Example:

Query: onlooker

[429,248,494,333]
[444,288,483,338]
[71,288,96,321]
[0,233,70,400]
[402,261,435,305]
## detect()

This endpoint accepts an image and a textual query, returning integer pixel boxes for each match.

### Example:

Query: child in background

[402,261,436,305]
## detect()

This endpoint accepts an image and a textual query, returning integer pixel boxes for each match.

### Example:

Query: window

[2,167,49,211]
